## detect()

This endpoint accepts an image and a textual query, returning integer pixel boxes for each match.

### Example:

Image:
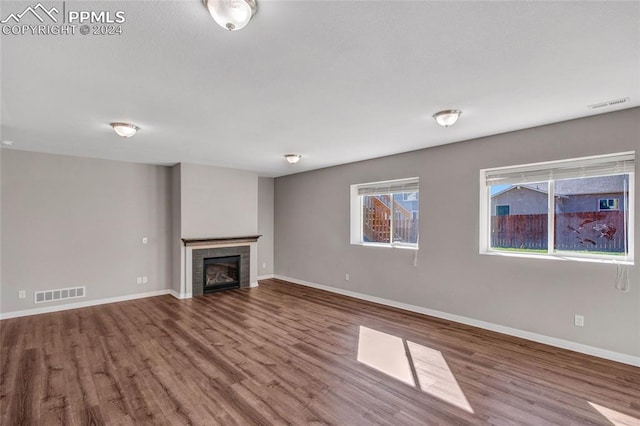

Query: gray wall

[274,108,640,357]
[1,155,273,311]
[179,163,258,239]
[0,147,3,311]
[1,150,172,314]
[258,177,275,277]
[170,164,182,293]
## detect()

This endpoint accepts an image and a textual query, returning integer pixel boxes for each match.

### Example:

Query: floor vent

[587,97,630,110]
[34,286,86,304]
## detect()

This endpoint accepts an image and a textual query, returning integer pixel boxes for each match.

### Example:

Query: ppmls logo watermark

[1,2,126,36]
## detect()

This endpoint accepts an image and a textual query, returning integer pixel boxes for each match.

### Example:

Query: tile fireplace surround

[178,236,261,299]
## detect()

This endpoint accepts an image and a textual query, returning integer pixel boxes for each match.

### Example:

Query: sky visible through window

[490,184,510,195]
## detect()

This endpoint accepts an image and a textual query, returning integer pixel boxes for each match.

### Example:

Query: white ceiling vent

[587,97,630,110]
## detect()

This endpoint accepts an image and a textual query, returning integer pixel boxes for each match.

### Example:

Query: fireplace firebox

[202,255,240,293]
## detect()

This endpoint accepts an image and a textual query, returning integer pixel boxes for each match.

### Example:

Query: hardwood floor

[1,279,639,425]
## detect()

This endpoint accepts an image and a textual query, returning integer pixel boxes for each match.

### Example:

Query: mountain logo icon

[1,3,59,24]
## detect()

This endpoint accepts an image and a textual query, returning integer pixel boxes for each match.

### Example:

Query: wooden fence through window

[363,196,417,244]
[491,211,626,253]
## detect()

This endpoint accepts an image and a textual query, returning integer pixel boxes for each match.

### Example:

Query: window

[599,198,619,211]
[480,152,635,262]
[496,205,510,216]
[350,177,419,248]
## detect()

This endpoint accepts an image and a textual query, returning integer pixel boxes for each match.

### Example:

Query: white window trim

[479,152,635,265]
[350,178,419,249]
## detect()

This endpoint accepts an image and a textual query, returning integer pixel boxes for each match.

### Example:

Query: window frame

[350,177,419,249]
[479,152,635,264]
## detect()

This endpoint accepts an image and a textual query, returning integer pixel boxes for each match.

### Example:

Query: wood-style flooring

[1,278,639,425]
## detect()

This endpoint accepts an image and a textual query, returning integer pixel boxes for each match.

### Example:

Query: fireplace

[183,236,259,298]
[203,255,240,293]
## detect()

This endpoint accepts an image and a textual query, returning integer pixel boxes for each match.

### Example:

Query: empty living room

[1,0,639,425]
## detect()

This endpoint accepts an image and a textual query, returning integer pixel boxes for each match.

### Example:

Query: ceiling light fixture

[1,140,14,146]
[111,122,139,138]
[433,109,462,128]
[204,0,257,31]
[284,154,301,164]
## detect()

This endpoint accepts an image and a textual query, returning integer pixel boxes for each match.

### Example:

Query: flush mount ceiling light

[433,109,462,128]
[204,0,257,31]
[284,154,302,164]
[1,140,14,146]
[111,122,139,138]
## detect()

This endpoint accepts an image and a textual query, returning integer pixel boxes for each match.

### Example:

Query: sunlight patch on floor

[588,402,640,426]
[357,326,474,413]
[406,340,473,413]
[357,325,416,386]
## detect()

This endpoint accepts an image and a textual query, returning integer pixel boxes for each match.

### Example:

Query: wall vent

[34,286,86,304]
[587,97,630,110]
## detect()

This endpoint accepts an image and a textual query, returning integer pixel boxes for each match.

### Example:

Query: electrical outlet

[574,314,584,327]
[18,290,26,299]
[345,274,350,281]
[142,276,148,284]
[136,277,142,284]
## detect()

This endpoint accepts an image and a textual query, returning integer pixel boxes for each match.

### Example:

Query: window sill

[480,250,634,265]
[352,242,419,251]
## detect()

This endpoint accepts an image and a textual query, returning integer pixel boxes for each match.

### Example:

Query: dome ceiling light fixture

[204,0,257,31]
[433,109,462,128]
[284,154,302,164]
[111,122,139,138]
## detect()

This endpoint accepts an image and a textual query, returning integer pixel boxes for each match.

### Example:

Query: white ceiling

[1,0,639,177]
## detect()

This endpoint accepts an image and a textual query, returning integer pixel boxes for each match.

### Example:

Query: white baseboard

[273,275,640,367]
[257,274,274,281]
[170,290,190,299]
[249,282,259,288]
[0,289,172,320]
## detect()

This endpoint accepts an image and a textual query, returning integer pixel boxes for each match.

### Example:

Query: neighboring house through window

[350,177,419,248]
[480,152,635,262]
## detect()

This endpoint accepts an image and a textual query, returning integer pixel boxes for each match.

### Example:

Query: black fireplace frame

[202,255,241,293]
[191,245,251,297]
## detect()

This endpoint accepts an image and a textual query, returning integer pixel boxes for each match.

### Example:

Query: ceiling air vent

[587,97,630,110]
